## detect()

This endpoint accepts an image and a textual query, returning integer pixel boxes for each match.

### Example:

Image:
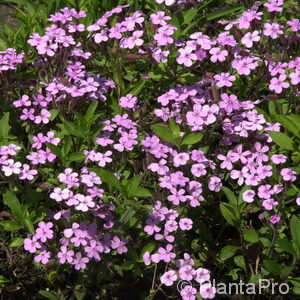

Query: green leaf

[3,191,22,221]
[0,112,11,138]
[23,216,34,234]
[133,187,152,197]
[243,229,259,243]
[126,80,146,96]
[182,8,198,25]
[64,122,86,138]
[249,274,262,284]
[49,109,59,121]
[0,274,9,283]
[74,291,85,300]
[120,208,136,225]
[39,290,60,300]
[263,259,281,275]
[291,215,300,258]
[221,186,238,206]
[289,277,300,287]
[90,167,121,192]
[206,5,243,21]
[220,245,239,261]
[121,261,134,270]
[85,101,98,121]
[140,242,156,256]
[151,124,180,148]
[62,135,73,157]
[292,287,300,295]
[169,119,180,138]
[220,203,239,227]
[68,152,85,162]
[268,131,296,151]
[9,237,24,247]
[274,115,300,138]
[181,132,203,146]
[126,176,141,198]
[0,220,23,231]
[276,237,297,258]
[234,255,246,271]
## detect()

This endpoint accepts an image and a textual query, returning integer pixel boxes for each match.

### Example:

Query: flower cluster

[0,48,23,73]
[96,114,138,152]
[0,1,299,299]
[24,165,128,268]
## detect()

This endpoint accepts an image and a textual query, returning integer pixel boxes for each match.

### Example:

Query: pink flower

[13,95,31,107]
[156,0,176,6]
[219,93,239,113]
[177,47,197,67]
[269,75,289,94]
[263,23,283,39]
[143,251,152,265]
[167,188,186,205]
[287,19,300,32]
[214,72,236,87]
[150,11,171,26]
[46,131,60,145]
[160,270,177,286]
[209,47,228,63]
[72,252,89,270]
[24,237,42,253]
[154,25,176,46]
[190,32,211,50]
[50,187,71,202]
[290,70,300,85]
[180,285,197,299]
[174,152,190,167]
[269,214,281,224]
[264,0,283,12]
[262,198,278,210]
[241,31,260,48]
[258,185,274,199]
[271,154,287,164]
[34,109,51,124]
[152,48,170,63]
[191,163,207,177]
[194,268,210,284]
[94,151,112,167]
[242,189,255,203]
[217,152,234,170]
[81,77,99,92]
[37,43,58,56]
[111,236,128,254]
[35,221,54,242]
[20,108,35,121]
[57,246,74,264]
[199,282,216,299]
[233,56,258,75]
[119,94,138,109]
[122,31,144,49]
[2,159,22,176]
[34,251,51,264]
[179,218,193,230]
[280,168,297,182]
[179,265,195,280]
[208,176,222,192]
[74,194,95,212]
[19,164,37,180]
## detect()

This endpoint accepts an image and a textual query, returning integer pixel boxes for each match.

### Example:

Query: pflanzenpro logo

[177,279,290,298]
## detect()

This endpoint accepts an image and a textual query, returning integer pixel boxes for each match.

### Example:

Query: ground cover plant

[0,0,300,299]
